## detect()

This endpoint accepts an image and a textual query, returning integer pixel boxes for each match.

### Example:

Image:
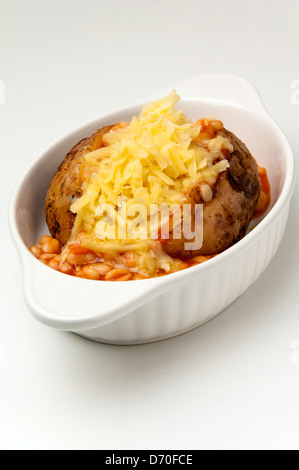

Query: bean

[104,268,131,280]
[178,262,189,270]
[39,253,56,261]
[66,252,97,266]
[88,263,113,275]
[132,273,147,280]
[198,132,213,141]
[101,252,116,262]
[196,118,209,129]
[209,119,224,132]
[171,262,189,273]
[59,262,73,275]
[69,245,93,255]
[30,245,42,258]
[123,252,138,268]
[48,257,60,271]
[256,191,268,212]
[191,255,209,264]
[41,237,61,254]
[81,265,101,280]
[39,235,53,245]
[116,273,133,282]
[200,183,213,202]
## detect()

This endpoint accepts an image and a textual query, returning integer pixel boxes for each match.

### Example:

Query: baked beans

[29,234,214,281]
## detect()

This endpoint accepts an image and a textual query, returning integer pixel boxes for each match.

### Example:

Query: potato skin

[163,129,261,258]
[46,126,261,257]
[45,125,113,245]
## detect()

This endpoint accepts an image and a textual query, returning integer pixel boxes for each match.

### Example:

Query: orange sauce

[253,166,271,219]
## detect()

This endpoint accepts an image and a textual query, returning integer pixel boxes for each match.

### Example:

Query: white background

[1,0,299,450]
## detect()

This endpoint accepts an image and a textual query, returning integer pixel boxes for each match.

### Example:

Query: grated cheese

[70,91,233,275]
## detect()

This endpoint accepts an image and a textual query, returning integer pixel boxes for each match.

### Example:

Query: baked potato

[45,125,114,246]
[45,125,261,257]
[163,129,261,258]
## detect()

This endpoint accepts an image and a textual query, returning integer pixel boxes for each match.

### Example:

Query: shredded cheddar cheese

[69,91,233,275]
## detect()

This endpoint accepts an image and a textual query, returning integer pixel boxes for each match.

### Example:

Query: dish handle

[156,73,267,115]
[19,249,161,331]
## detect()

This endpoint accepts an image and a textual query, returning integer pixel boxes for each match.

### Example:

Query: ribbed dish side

[77,206,289,345]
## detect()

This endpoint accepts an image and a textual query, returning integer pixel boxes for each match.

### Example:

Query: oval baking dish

[9,74,295,344]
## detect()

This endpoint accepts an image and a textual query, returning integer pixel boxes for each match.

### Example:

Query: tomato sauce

[253,166,271,219]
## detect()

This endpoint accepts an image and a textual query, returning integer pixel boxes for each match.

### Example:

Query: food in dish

[30,92,271,280]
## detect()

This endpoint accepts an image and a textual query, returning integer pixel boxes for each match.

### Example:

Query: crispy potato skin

[46,126,261,257]
[45,125,114,245]
[163,129,261,258]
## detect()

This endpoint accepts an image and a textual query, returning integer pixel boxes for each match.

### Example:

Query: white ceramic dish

[9,74,295,344]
